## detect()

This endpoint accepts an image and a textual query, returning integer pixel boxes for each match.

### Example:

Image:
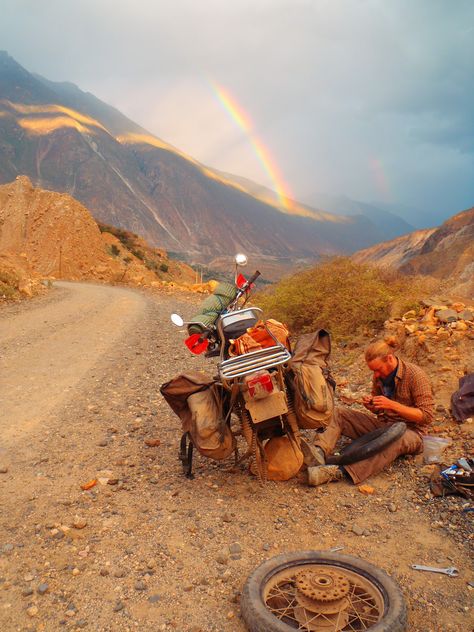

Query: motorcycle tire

[326,422,407,466]
[241,550,407,632]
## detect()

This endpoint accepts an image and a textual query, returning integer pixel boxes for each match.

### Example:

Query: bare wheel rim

[262,562,385,631]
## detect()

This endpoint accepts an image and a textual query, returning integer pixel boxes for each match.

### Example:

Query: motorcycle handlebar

[247,270,261,287]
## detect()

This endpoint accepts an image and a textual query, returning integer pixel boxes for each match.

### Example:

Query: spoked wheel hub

[294,569,351,630]
[262,562,388,631]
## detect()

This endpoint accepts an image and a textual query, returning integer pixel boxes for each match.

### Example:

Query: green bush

[256,257,432,340]
[144,258,158,272]
[131,249,145,261]
[98,223,138,249]
[109,244,120,257]
[159,263,169,273]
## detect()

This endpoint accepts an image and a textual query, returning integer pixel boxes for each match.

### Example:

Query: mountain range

[0,51,415,272]
[353,207,474,297]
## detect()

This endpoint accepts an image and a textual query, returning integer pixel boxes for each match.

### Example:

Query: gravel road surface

[0,282,471,632]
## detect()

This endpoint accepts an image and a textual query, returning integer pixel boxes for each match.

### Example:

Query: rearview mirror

[170,313,184,327]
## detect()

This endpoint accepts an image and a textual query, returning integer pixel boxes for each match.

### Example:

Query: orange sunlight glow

[0,100,107,134]
[116,132,248,193]
[17,116,92,135]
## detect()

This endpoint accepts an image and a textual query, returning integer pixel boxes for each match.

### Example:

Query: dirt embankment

[0,176,197,298]
[0,282,472,632]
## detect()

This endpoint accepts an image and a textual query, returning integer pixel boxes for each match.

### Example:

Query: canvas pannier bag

[262,435,303,481]
[160,372,235,460]
[289,329,336,429]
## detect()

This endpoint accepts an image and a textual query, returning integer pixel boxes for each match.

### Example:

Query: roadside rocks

[72,516,87,529]
[385,300,474,342]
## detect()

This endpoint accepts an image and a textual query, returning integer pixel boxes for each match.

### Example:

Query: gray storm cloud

[1,0,473,225]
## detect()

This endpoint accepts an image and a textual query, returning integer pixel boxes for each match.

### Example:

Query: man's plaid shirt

[372,357,434,428]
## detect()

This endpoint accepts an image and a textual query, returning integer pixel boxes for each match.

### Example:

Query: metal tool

[411,565,459,577]
[457,458,472,472]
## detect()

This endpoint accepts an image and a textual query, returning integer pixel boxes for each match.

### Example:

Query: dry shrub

[380,272,441,318]
[0,268,19,300]
[256,257,439,340]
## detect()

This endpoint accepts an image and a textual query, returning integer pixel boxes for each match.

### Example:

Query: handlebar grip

[247,270,261,286]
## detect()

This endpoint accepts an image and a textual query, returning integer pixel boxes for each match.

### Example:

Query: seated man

[307,336,434,486]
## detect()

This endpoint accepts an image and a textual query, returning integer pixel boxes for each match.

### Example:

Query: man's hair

[365,336,399,363]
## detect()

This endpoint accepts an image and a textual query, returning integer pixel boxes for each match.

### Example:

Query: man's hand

[362,395,378,412]
[371,395,397,411]
[371,395,425,424]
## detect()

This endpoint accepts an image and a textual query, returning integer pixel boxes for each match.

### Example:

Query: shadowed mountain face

[353,207,474,297]
[0,51,404,263]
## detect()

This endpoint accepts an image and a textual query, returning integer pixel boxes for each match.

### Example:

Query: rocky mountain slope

[0,51,403,266]
[353,207,474,297]
[0,176,195,290]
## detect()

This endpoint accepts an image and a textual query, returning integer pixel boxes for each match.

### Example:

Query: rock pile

[384,298,474,410]
[386,299,474,344]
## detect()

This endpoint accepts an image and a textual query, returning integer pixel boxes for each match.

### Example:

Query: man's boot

[307,465,344,486]
[300,441,326,468]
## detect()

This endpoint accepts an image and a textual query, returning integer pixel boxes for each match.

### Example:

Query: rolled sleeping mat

[188,282,238,334]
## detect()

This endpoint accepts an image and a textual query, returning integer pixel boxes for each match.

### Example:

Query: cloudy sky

[1,0,473,225]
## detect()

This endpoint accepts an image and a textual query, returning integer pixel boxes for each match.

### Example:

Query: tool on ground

[328,546,345,552]
[411,564,459,577]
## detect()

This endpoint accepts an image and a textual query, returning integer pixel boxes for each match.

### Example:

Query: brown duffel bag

[160,372,235,460]
[289,329,336,429]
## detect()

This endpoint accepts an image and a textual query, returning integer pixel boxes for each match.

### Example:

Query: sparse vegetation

[98,223,139,250]
[96,222,196,285]
[131,249,145,261]
[256,257,439,340]
[0,268,19,300]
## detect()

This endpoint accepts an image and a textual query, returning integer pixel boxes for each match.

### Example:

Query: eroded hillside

[353,208,474,297]
[0,176,196,295]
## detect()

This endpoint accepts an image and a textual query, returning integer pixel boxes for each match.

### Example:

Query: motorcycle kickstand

[179,432,194,479]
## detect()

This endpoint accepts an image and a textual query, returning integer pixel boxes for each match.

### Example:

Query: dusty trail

[0,282,149,445]
[0,283,471,632]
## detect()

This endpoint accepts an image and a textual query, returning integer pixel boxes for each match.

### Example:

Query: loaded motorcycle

[161,254,405,483]
[163,254,302,482]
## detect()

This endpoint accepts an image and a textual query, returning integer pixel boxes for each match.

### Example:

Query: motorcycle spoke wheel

[241,551,407,632]
[263,563,383,631]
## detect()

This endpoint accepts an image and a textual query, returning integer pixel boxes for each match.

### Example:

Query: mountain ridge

[353,207,474,297]
[0,51,427,265]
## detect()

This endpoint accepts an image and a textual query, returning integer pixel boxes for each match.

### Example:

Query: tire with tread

[327,422,407,466]
[241,550,407,632]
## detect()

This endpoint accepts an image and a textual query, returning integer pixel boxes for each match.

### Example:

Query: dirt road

[0,283,471,632]
[0,282,152,447]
